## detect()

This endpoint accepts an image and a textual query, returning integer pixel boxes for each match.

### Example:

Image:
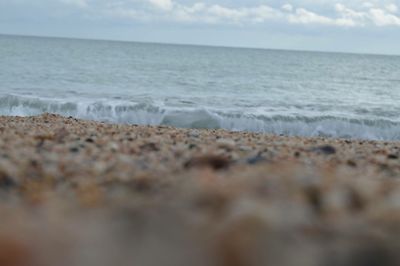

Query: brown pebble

[347,160,357,167]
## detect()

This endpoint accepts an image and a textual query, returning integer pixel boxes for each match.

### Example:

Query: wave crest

[1,94,400,140]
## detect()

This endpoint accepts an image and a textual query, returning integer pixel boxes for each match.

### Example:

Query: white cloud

[333,3,400,27]
[148,0,173,11]
[334,3,366,26]
[289,8,333,25]
[207,5,246,21]
[282,4,293,12]
[386,4,398,13]
[369,8,400,26]
[34,0,400,28]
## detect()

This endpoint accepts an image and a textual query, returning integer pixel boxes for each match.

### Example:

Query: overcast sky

[1,0,400,54]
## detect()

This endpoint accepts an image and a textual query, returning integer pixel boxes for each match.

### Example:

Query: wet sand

[1,113,400,266]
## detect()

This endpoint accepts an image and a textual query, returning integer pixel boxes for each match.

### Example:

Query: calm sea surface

[1,34,400,140]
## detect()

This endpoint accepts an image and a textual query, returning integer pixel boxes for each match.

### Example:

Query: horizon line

[1,32,399,57]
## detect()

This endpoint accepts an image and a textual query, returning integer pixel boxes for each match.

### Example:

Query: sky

[1,0,400,55]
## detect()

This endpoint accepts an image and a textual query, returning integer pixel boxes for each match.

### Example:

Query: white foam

[2,94,400,140]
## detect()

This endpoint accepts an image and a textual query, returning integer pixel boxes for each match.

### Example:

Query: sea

[1,34,400,140]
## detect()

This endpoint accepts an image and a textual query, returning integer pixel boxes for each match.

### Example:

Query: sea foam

[2,94,400,140]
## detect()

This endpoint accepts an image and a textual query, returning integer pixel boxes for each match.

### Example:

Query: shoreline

[1,113,400,266]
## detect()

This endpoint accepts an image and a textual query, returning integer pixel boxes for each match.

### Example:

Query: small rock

[185,155,231,170]
[85,138,94,143]
[387,154,398,160]
[216,139,236,150]
[69,147,79,153]
[347,160,357,167]
[109,142,120,151]
[246,154,265,165]
[140,142,159,152]
[312,145,336,155]
[0,175,16,190]
[188,143,197,149]
[188,130,200,138]
[239,145,252,152]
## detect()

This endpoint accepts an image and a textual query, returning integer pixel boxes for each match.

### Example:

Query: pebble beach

[1,113,400,266]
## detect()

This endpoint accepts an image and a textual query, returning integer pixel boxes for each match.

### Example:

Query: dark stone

[85,138,94,143]
[246,154,265,165]
[140,143,159,152]
[185,155,231,170]
[69,147,79,153]
[0,176,16,190]
[387,154,398,160]
[312,145,336,155]
[188,143,197,149]
[347,160,357,167]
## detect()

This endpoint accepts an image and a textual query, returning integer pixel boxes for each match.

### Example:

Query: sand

[0,113,400,266]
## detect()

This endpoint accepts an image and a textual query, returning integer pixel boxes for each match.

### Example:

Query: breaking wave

[2,94,400,140]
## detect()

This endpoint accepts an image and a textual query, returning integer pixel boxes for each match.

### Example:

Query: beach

[1,113,400,266]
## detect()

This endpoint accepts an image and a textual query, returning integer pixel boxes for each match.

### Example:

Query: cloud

[386,4,398,13]
[148,0,173,11]
[334,3,400,27]
[369,8,400,26]
[3,0,400,28]
[281,4,293,13]
[100,1,400,28]
[288,8,333,25]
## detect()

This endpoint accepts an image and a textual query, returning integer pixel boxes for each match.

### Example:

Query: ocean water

[1,34,400,140]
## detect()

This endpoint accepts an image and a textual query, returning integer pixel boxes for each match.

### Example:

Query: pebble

[216,139,236,150]
[246,154,266,165]
[312,145,336,155]
[185,155,231,170]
